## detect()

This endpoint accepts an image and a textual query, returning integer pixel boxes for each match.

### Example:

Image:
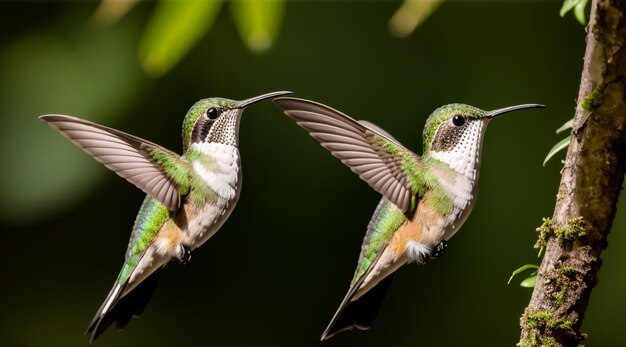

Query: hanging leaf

[389,0,444,38]
[559,0,579,17]
[230,0,286,53]
[139,0,224,77]
[556,118,573,134]
[520,276,537,288]
[508,264,539,288]
[507,264,539,285]
[560,0,588,25]
[543,136,571,166]
[574,0,589,25]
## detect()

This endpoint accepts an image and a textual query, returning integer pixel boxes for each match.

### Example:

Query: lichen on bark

[518,0,626,346]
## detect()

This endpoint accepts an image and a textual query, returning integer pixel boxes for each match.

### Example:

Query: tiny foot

[176,245,192,264]
[430,240,448,259]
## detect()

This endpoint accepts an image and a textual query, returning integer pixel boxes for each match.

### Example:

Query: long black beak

[487,104,545,118]
[237,91,293,108]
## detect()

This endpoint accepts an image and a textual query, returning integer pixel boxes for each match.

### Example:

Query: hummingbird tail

[321,274,394,341]
[86,270,162,343]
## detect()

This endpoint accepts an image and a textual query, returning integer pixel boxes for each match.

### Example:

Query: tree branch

[518,0,626,346]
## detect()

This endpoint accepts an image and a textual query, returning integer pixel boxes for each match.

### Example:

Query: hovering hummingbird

[273,97,543,340]
[41,91,291,342]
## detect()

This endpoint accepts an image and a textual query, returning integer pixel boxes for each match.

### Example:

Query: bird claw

[176,245,192,264]
[430,240,447,259]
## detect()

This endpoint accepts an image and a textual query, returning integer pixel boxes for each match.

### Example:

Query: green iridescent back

[352,198,406,285]
[119,196,169,283]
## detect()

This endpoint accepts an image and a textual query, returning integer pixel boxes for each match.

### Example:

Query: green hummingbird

[40,91,291,342]
[273,97,543,340]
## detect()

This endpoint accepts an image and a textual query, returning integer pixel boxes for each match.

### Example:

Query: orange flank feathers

[154,221,183,255]
[389,193,443,257]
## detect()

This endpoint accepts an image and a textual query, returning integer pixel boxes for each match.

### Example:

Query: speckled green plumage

[189,176,218,206]
[147,147,191,195]
[120,196,170,283]
[418,157,455,215]
[380,138,422,194]
[185,147,216,166]
[378,136,454,215]
[352,200,406,284]
[184,148,219,205]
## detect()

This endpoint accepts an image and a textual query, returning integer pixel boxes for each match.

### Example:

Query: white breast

[182,142,242,248]
[428,121,488,240]
[192,143,240,201]
[440,172,477,240]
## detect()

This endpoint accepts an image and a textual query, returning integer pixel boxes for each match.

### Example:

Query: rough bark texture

[517,1,626,346]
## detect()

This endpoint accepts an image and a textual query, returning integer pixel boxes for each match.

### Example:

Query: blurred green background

[2,1,624,346]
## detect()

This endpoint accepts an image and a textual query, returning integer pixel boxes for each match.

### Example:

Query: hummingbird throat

[427,119,487,182]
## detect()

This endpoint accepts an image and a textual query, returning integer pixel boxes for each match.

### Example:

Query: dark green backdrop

[2,1,624,346]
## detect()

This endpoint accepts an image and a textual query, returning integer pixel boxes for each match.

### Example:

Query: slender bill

[487,104,545,118]
[237,91,293,108]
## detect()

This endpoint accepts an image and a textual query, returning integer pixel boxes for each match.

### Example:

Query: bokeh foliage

[1,1,624,347]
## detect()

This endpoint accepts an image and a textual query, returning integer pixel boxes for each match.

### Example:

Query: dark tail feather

[86,271,161,343]
[321,274,394,341]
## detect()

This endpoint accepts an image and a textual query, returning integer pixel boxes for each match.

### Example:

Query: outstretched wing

[40,114,184,211]
[274,97,419,212]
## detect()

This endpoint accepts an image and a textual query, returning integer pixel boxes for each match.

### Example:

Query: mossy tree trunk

[517,0,626,346]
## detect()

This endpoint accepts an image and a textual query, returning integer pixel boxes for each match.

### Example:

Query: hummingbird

[273,97,543,340]
[40,91,291,342]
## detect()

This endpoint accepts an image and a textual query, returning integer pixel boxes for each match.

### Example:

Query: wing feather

[342,158,380,166]
[40,114,184,211]
[274,97,420,212]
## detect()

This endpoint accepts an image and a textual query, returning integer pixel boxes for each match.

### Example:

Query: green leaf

[389,0,444,38]
[538,245,545,258]
[520,276,537,288]
[543,135,571,166]
[139,0,224,77]
[574,0,589,25]
[230,0,286,53]
[556,118,573,134]
[559,0,579,17]
[560,0,588,25]
[507,264,539,285]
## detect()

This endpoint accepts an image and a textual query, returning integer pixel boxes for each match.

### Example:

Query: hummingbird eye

[452,115,466,127]
[206,107,219,120]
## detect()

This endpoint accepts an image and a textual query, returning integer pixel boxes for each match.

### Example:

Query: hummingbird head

[182,91,292,151]
[423,103,543,178]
